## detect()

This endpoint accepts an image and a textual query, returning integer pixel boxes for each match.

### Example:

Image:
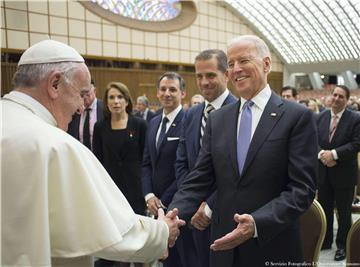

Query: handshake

[157,208,185,248]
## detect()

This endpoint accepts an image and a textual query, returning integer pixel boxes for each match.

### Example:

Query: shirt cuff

[145,193,155,202]
[331,149,338,160]
[253,221,258,238]
[204,203,212,219]
[318,149,324,159]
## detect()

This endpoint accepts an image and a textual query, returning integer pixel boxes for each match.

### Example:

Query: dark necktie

[83,108,91,149]
[237,100,254,175]
[200,104,215,145]
[329,114,338,142]
[157,116,169,150]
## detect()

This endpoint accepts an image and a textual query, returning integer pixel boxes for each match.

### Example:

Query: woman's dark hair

[103,82,133,118]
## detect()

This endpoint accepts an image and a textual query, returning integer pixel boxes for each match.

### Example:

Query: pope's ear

[47,71,62,99]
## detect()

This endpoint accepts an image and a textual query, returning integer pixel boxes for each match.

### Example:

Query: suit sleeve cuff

[204,203,212,219]
[145,193,155,202]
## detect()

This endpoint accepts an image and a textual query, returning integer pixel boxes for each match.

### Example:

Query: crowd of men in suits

[67,35,360,266]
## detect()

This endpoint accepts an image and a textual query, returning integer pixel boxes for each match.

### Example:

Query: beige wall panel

[132,44,144,59]
[49,1,67,17]
[87,39,102,55]
[70,37,86,54]
[200,27,208,40]
[86,10,101,22]
[117,25,130,43]
[1,28,6,47]
[4,1,26,10]
[102,24,116,41]
[1,7,5,28]
[180,36,190,50]
[132,29,144,44]
[209,16,216,29]
[199,40,208,51]
[145,46,156,60]
[199,14,208,27]
[30,33,48,45]
[118,43,131,58]
[51,35,68,44]
[69,19,85,37]
[28,1,47,13]
[103,41,117,57]
[50,17,68,35]
[6,9,27,31]
[169,34,179,49]
[190,25,199,38]
[180,50,190,63]
[7,30,28,49]
[29,13,48,33]
[68,1,84,20]
[145,32,156,46]
[157,47,168,61]
[157,33,168,47]
[217,17,225,30]
[190,39,199,52]
[169,49,179,62]
[86,22,101,39]
[179,28,189,37]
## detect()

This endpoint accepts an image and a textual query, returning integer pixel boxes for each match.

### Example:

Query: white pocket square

[167,137,180,141]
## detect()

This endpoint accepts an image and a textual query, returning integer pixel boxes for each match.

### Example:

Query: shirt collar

[204,88,230,110]
[331,108,346,119]
[89,98,97,110]
[3,91,57,126]
[239,84,271,112]
[162,104,182,125]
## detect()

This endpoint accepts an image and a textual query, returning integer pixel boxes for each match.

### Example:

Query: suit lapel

[241,93,284,177]
[150,116,161,160]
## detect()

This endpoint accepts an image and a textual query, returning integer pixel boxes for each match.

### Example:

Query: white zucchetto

[18,40,84,66]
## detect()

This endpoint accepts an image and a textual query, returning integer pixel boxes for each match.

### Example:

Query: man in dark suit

[316,85,360,261]
[169,35,318,267]
[67,79,103,150]
[175,49,237,267]
[142,72,196,267]
[134,95,156,122]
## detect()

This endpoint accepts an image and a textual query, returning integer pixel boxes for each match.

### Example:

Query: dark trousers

[318,180,354,249]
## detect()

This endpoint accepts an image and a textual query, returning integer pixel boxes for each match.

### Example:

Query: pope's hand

[158,208,186,248]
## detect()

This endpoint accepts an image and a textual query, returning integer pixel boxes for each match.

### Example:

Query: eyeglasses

[66,81,92,99]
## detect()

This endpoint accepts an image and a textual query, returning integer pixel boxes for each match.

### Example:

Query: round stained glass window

[80,0,197,32]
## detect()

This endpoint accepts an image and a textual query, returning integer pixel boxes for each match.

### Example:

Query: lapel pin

[172,123,176,127]
[270,113,277,117]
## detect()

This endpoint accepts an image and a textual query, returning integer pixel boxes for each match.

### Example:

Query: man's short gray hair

[12,62,83,88]
[137,95,149,107]
[228,35,271,59]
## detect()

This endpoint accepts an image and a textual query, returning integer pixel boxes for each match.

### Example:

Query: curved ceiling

[225,0,360,73]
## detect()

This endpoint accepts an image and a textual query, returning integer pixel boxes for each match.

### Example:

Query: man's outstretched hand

[210,213,255,251]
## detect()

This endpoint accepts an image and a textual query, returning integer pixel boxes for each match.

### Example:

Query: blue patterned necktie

[237,100,254,175]
[157,116,169,150]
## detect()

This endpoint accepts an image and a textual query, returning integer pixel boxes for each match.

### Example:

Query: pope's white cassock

[1,91,169,267]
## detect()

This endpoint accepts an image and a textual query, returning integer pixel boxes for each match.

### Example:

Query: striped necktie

[329,114,338,142]
[200,103,215,145]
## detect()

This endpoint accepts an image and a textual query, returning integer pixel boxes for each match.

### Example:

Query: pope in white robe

[1,40,180,267]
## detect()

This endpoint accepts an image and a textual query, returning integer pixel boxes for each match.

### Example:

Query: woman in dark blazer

[93,82,147,267]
